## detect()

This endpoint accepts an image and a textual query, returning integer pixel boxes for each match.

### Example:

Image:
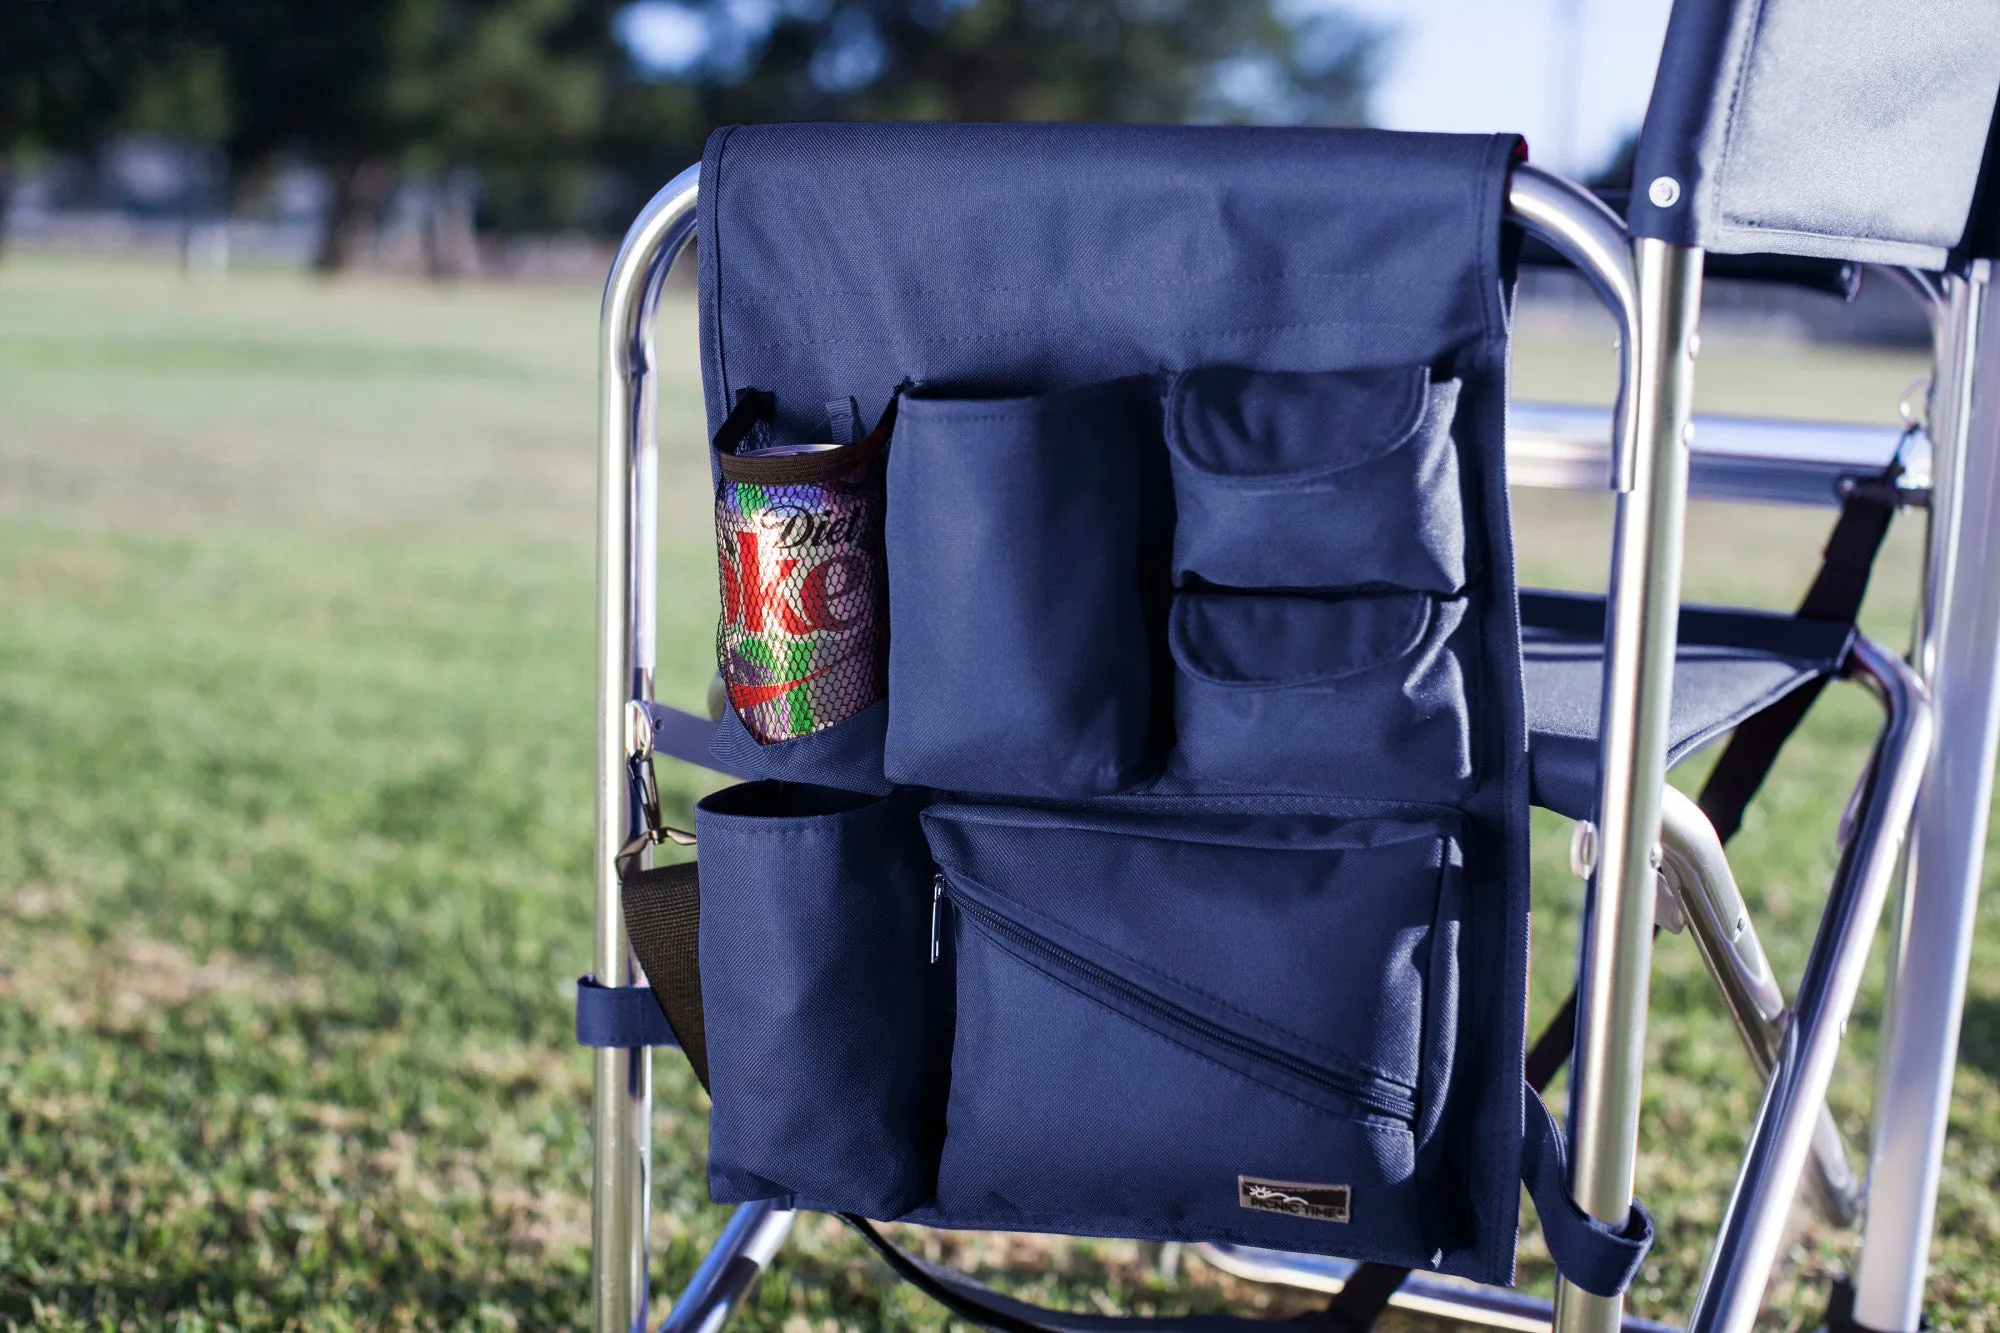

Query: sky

[619,0,1677,180]
[1340,0,1674,177]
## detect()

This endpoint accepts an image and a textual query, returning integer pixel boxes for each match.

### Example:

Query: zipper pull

[930,874,945,964]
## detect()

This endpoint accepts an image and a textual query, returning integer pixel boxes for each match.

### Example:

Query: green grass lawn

[1,253,1995,1331]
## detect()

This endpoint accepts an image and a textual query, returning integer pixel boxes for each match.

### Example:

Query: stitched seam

[929,803,1455,845]
[709,126,738,425]
[1170,595,1440,689]
[719,269,1467,304]
[913,1200,1422,1259]
[901,410,1056,425]
[1707,0,1769,239]
[1478,138,1508,346]
[730,315,1458,352]
[1714,218,1949,251]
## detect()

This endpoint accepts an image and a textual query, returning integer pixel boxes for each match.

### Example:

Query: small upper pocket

[1168,366,1466,593]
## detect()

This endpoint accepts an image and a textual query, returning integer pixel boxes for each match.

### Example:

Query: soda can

[714,440,888,743]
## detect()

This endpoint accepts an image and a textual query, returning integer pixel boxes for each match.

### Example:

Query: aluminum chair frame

[589,159,1979,1333]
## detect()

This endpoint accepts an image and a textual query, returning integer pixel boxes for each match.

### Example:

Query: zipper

[930,873,946,965]
[939,876,1417,1125]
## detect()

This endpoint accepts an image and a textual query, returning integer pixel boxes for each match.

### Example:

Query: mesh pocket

[714,410,891,744]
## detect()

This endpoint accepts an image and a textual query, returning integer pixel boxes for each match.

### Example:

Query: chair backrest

[1628,0,2000,267]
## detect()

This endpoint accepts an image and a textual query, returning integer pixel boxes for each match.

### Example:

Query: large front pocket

[1169,591,1473,802]
[924,804,1463,1264]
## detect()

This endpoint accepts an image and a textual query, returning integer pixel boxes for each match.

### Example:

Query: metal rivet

[1688,332,1701,360]
[1682,421,1696,447]
[1648,176,1682,208]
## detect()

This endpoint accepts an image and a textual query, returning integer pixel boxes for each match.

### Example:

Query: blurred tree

[195,0,608,270]
[3,0,1385,264]
[386,0,609,267]
[0,0,190,247]
[197,0,406,269]
[724,0,1379,125]
[594,0,1387,216]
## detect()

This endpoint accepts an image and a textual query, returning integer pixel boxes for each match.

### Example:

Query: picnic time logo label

[714,466,887,744]
[1237,1176,1352,1223]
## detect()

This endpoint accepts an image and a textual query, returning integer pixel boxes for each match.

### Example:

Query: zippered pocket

[923,803,1463,1264]
[944,881,1419,1125]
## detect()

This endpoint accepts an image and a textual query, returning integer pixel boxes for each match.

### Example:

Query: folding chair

[574,6,2000,1331]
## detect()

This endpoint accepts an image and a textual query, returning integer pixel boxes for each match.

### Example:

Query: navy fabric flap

[1167,366,1434,480]
[1173,593,1437,686]
[698,123,1521,445]
[574,976,680,1049]
[708,698,895,795]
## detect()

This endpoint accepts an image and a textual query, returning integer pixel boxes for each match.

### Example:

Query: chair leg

[1852,259,2000,1332]
[660,1203,798,1333]
[1553,238,1703,1333]
[594,167,703,1333]
[1656,787,1862,1224]
[1686,636,1932,1333]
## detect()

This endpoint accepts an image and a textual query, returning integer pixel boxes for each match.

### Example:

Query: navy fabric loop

[1519,1087,1654,1298]
[574,976,681,1050]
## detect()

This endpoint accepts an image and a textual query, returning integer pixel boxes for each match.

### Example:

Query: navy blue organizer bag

[672,122,1652,1315]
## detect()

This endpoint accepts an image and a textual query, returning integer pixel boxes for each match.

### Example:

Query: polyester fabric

[1628,0,2000,264]
[1522,590,1852,821]
[696,122,1540,1288]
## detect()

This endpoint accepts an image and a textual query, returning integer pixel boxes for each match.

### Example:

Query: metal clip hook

[620,699,695,869]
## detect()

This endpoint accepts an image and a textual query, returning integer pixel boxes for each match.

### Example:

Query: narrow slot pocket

[713,393,891,749]
[884,377,1167,798]
[1168,366,1465,592]
[1169,591,1473,802]
[924,803,1461,1264]
[695,781,941,1217]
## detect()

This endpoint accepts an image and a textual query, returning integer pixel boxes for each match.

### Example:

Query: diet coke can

[714,431,888,743]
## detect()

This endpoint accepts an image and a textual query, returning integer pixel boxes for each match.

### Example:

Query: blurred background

[0,3,1988,1331]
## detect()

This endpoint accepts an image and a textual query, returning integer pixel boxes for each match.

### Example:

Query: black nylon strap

[1312,1257,1414,1333]
[620,860,710,1091]
[1693,472,1899,841]
[840,1215,1351,1333]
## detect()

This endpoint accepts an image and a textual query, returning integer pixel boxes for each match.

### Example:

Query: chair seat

[1523,590,1855,821]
